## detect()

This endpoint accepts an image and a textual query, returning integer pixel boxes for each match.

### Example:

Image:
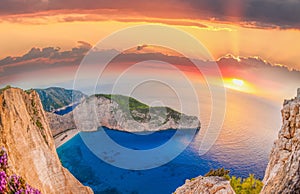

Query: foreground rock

[262,90,300,193]
[0,87,93,193]
[174,176,235,194]
[48,94,200,135]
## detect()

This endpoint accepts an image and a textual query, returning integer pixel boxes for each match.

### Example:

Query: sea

[57,90,282,194]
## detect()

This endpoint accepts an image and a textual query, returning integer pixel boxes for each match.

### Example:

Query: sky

[0,0,300,103]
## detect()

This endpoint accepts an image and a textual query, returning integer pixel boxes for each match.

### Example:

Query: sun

[232,78,244,87]
[223,78,254,93]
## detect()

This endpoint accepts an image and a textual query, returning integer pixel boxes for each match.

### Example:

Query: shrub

[35,120,43,130]
[230,174,263,194]
[204,168,263,193]
[204,168,230,178]
[0,85,11,93]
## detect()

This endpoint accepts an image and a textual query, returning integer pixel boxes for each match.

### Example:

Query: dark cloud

[183,0,300,29]
[0,0,47,14]
[136,45,148,51]
[0,0,300,29]
[0,41,91,79]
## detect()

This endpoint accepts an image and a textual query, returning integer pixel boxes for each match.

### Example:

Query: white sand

[54,128,80,148]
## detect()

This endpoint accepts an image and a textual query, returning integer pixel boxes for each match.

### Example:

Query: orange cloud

[0,9,208,29]
[1,42,299,102]
[1,0,300,29]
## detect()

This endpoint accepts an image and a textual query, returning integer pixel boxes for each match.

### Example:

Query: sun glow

[232,78,244,87]
[224,78,254,93]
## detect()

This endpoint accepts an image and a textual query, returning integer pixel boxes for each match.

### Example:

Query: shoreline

[54,128,80,148]
[53,126,201,148]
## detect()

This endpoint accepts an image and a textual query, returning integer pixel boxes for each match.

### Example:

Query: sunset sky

[1,0,300,103]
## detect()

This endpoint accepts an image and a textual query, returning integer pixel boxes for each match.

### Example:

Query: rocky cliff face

[262,90,300,193]
[48,94,200,134]
[35,87,87,112]
[0,88,93,193]
[174,176,235,194]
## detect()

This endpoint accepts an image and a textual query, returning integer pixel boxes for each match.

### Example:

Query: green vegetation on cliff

[204,168,263,194]
[94,94,149,111]
[0,85,11,94]
[93,94,182,123]
[230,174,263,194]
[204,167,230,179]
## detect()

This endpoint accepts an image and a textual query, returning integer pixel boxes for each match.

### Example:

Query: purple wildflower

[0,147,8,170]
[0,170,7,193]
[0,147,41,194]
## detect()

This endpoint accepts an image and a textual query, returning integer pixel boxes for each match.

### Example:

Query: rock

[174,176,235,194]
[47,94,200,135]
[34,87,87,112]
[0,88,93,194]
[261,92,300,194]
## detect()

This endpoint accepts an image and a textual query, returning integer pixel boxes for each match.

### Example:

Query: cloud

[136,45,148,51]
[0,42,299,102]
[0,0,299,29]
[0,41,91,84]
[0,10,208,28]
[215,54,300,100]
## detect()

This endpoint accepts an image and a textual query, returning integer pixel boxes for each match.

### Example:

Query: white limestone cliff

[261,89,300,193]
[0,88,93,194]
[48,95,200,135]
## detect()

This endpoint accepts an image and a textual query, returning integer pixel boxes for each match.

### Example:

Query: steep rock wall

[48,95,200,134]
[262,92,300,193]
[0,88,93,193]
[174,176,235,194]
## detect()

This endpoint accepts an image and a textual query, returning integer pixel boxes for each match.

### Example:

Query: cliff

[34,87,86,112]
[261,90,300,193]
[47,94,200,135]
[0,87,93,193]
[174,176,235,194]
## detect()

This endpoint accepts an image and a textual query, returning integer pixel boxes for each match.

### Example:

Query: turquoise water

[58,127,265,194]
[57,91,281,194]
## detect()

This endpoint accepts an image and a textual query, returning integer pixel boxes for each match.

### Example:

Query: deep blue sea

[54,103,79,115]
[57,128,224,194]
[57,91,281,194]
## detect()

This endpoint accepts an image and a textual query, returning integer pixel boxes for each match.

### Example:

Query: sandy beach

[54,128,80,148]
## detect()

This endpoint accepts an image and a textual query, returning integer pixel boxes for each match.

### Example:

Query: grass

[94,94,149,110]
[94,94,150,121]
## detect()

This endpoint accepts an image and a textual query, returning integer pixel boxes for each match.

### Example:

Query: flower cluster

[0,148,8,171]
[8,174,41,194]
[0,171,7,193]
[0,147,41,194]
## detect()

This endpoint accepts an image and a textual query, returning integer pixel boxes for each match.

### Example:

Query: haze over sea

[57,89,281,194]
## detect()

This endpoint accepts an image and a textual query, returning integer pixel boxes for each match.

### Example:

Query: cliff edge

[174,176,235,194]
[261,89,300,193]
[0,87,93,193]
[48,94,200,135]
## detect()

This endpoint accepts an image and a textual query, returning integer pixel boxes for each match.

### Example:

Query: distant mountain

[34,87,87,112]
